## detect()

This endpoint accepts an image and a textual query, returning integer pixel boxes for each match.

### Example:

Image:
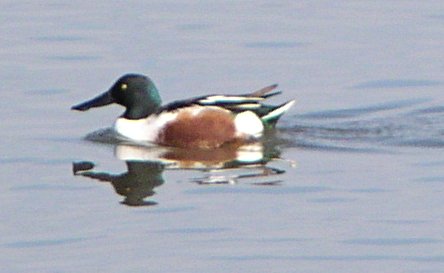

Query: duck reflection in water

[73,160,164,206]
[73,140,288,207]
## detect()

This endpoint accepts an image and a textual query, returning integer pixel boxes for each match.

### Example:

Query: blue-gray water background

[1,1,444,272]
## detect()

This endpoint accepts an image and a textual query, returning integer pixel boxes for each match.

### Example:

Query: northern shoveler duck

[72,74,295,149]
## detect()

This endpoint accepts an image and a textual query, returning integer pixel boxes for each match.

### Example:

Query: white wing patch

[199,95,263,104]
[231,103,261,109]
[234,111,264,137]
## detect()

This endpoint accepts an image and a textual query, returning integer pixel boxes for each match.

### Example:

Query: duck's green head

[72,74,162,119]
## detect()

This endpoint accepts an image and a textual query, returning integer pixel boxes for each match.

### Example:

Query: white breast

[113,112,178,142]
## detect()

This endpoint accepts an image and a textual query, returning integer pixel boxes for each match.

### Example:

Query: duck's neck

[123,85,162,119]
[123,104,159,119]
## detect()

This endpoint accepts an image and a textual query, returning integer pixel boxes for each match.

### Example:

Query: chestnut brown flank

[157,108,237,149]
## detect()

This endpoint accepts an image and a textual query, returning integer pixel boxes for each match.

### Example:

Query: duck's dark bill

[71,91,114,111]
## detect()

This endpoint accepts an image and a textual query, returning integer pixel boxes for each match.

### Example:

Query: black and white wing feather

[158,84,295,127]
[195,84,282,112]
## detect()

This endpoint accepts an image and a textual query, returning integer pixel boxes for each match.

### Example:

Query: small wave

[279,100,444,151]
[297,99,429,120]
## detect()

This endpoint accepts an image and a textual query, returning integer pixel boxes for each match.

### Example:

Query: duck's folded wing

[157,84,291,118]
[195,84,282,110]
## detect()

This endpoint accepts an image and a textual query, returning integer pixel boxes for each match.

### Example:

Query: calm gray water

[1,1,444,272]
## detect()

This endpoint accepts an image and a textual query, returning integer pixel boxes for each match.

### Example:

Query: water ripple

[212,255,444,262]
[298,99,428,120]
[244,41,307,49]
[342,238,441,246]
[280,99,444,151]
[4,237,90,249]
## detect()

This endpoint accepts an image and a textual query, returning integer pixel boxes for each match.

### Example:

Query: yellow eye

[121,83,128,90]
